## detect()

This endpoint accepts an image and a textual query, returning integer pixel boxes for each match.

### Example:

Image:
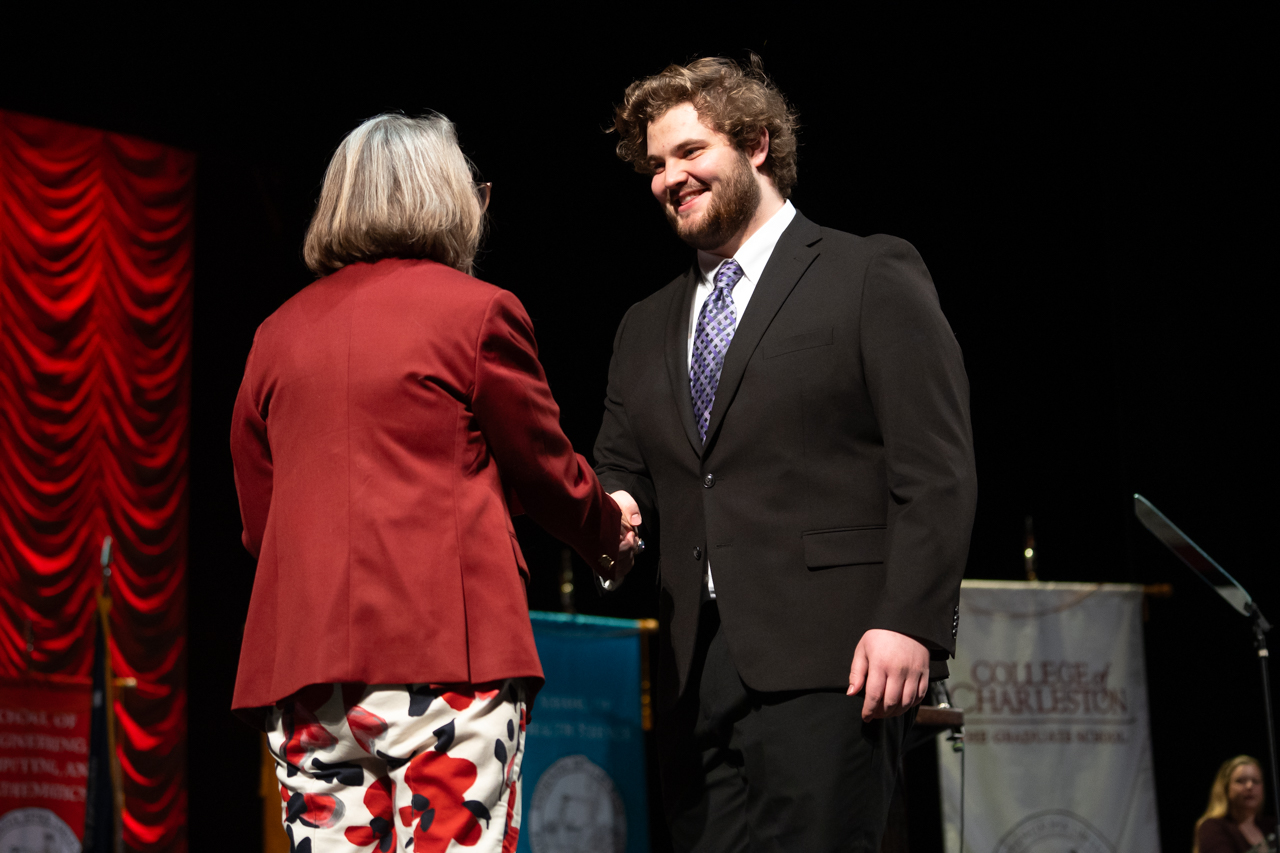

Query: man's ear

[747,128,770,169]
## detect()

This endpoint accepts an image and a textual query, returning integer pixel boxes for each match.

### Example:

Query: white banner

[939,581,1161,853]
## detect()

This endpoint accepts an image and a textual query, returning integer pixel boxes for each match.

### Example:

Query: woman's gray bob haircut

[303,113,485,277]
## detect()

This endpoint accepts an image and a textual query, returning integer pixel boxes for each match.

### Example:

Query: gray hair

[303,113,485,276]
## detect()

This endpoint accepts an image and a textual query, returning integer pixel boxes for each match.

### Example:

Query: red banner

[0,680,92,842]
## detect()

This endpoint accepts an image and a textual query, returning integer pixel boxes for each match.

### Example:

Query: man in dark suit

[592,57,977,850]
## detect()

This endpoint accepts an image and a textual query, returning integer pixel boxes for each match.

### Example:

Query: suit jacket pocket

[802,526,886,568]
[761,326,833,358]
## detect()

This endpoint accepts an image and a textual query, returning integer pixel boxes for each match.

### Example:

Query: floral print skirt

[266,679,527,853]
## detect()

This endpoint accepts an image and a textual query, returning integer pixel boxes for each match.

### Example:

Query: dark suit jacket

[231,257,620,712]
[594,213,976,707]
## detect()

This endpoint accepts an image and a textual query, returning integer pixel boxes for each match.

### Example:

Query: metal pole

[98,536,124,853]
[1252,621,1280,825]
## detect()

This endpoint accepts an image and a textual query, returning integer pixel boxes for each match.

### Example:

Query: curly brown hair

[612,55,799,198]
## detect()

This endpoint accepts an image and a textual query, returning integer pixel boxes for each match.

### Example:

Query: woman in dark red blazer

[230,113,634,851]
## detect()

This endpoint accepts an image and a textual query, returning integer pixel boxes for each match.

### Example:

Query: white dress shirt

[687,200,797,597]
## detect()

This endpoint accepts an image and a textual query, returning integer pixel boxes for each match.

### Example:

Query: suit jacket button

[703,473,715,488]
[693,546,703,560]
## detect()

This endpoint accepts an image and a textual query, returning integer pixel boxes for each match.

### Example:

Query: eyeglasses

[475,182,491,213]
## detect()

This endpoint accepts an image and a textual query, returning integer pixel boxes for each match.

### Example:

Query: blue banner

[520,612,650,853]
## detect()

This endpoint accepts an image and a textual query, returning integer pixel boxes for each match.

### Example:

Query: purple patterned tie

[690,260,744,444]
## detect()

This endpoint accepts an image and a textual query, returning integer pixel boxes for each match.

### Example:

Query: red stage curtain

[0,110,191,850]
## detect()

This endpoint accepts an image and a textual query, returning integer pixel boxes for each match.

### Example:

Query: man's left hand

[608,517,642,584]
[847,629,930,721]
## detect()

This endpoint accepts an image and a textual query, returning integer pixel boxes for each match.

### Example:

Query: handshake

[597,490,645,590]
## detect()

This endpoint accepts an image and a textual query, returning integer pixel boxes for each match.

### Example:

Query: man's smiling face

[646,102,761,254]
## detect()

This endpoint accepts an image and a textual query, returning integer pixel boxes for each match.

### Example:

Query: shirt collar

[697,200,797,285]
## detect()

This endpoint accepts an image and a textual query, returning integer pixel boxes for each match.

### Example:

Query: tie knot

[714,260,744,291]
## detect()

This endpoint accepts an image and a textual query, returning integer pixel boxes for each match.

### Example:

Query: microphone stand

[935,681,966,853]
[1134,495,1279,824]
[1246,601,1279,826]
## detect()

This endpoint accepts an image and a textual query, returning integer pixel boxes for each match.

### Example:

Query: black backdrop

[3,13,1273,851]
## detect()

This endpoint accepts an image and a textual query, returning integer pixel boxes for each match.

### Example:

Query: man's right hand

[612,490,643,531]
[603,490,643,586]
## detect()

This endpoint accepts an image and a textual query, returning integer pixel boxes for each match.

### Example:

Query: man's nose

[663,161,686,188]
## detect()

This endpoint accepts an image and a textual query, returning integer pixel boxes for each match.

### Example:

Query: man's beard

[664,153,761,252]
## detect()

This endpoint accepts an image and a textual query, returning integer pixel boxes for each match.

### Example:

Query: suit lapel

[702,213,823,449]
[664,266,705,456]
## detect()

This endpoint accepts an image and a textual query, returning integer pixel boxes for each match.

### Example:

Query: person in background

[1195,755,1276,853]
[230,113,638,852]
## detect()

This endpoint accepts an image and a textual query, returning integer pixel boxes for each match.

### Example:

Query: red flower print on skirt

[268,680,526,852]
[400,748,489,851]
[346,704,389,754]
[344,775,397,852]
[439,685,501,713]
[280,785,345,828]
[281,702,338,771]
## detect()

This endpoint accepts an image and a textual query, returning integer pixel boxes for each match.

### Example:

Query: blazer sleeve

[592,305,658,523]
[860,236,977,654]
[471,290,622,569]
[230,328,273,560]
